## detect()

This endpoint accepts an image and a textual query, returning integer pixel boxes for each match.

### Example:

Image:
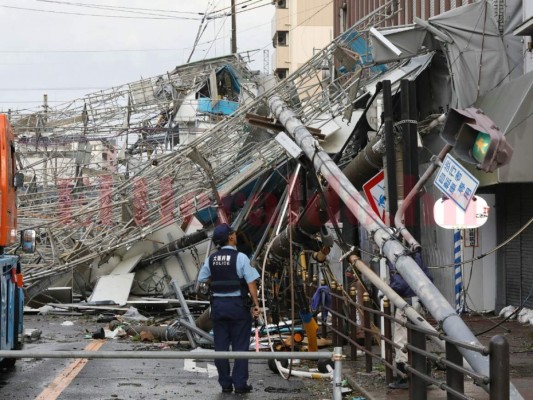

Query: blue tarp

[218,64,241,93]
[197,65,241,116]
[197,98,239,115]
[339,30,387,74]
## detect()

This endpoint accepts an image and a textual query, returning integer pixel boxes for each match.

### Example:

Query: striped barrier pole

[454,229,463,313]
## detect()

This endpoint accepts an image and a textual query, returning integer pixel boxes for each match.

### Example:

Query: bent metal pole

[267,95,523,399]
[347,255,445,350]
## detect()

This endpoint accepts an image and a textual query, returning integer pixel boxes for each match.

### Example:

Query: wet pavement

[342,314,533,399]
[1,312,334,400]
[2,312,532,399]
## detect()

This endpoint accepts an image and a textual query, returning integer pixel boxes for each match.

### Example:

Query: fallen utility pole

[267,95,523,399]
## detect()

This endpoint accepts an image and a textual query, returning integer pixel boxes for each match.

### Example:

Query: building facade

[334,0,488,36]
[271,0,333,80]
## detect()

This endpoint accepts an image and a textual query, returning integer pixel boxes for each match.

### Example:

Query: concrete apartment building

[271,0,333,79]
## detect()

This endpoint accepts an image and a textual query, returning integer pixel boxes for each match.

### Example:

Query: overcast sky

[0,0,274,112]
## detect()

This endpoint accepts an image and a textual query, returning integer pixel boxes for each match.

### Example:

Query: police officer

[198,223,261,394]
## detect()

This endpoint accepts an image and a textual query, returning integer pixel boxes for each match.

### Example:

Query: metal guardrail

[315,281,511,400]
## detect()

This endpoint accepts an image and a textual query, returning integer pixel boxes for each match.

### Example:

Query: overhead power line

[0,87,106,91]
[33,0,203,16]
[0,4,201,20]
[2,48,186,54]
[0,100,65,104]
[208,1,271,19]
[206,0,269,17]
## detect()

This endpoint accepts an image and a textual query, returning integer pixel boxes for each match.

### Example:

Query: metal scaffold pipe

[267,95,523,399]
[267,117,383,262]
[0,350,333,360]
[347,255,444,348]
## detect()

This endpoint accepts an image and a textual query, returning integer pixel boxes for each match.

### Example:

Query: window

[339,4,347,33]
[275,69,288,80]
[277,31,288,46]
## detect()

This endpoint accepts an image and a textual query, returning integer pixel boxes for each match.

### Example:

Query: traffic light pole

[267,95,523,399]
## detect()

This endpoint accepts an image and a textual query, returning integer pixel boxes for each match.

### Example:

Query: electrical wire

[430,216,533,270]
[192,2,271,63]
[459,244,476,313]
[258,167,305,381]
[0,3,201,20]
[0,100,65,104]
[0,87,106,91]
[33,0,203,16]
[474,281,533,337]
[287,166,295,379]
[2,48,195,54]
[494,49,530,91]
[0,0,331,79]
[202,13,230,61]
[207,0,268,15]
[228,1,271,16]
[187,1,216,62]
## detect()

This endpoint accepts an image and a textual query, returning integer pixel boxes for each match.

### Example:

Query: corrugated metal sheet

[503,184,533,308]
[520,186,533,308]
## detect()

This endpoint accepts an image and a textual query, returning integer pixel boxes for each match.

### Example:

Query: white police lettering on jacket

[212,255,232,266]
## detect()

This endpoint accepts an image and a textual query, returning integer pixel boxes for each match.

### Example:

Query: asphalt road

[0,313,334,400]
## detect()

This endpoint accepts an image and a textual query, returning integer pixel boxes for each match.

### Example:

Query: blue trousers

[211,296,252,389]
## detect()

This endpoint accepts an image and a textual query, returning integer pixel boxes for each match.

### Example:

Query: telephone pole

[231,0,237,54]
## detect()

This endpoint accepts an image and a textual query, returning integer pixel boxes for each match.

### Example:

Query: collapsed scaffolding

[10,2,402,292]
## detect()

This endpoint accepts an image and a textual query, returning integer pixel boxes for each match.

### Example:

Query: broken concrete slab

[88,273,135,306]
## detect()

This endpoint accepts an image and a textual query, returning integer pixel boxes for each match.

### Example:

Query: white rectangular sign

[434,153,479,212]
[275,131,303,159]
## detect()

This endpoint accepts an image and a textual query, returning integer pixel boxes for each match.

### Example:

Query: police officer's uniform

[198,225,260,393]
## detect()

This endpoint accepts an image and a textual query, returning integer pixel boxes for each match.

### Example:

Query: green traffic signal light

[472,131,491,164]
[440,107,513,172]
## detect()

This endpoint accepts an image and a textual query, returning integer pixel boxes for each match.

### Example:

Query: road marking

[35,340,105,400]
[184,358,218,378]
